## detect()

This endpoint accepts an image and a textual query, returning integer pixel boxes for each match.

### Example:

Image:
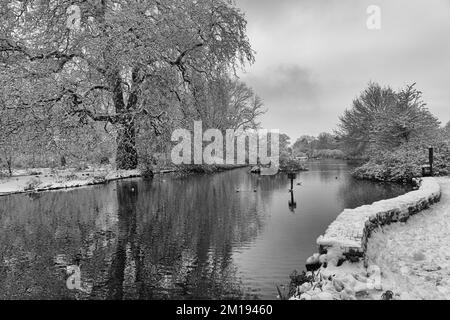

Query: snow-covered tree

[1,0,254,169]
[337,83,440,156]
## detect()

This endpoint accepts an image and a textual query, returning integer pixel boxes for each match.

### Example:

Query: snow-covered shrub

[93,172,107,183]
[75,163,89,171]
[279,157,308,172]
[381,290,394,300]
[138,153,156,178]
[0,168,8,178]
[288,270,316,296]
[352,142,449,183]
[64,174,78,181]
[27,170,42,176]
[24,177,42,191]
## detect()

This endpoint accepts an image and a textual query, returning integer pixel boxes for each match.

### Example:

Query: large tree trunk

[6,157,13,177]
[116,119,138,170]
[111,71,139,170]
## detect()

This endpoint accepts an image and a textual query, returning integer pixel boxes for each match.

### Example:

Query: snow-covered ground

[317,177,440,255]
[0,167,141,196]
[0,164,238,196]
[366,177,450,300]
[291,177,449,300]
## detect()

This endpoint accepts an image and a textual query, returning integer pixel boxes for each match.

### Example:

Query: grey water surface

[0,160,412,300]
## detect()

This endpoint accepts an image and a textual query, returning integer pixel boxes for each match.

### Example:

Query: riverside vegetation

[338,83,450,183]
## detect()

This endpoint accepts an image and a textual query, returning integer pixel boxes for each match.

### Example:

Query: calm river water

[0,160,411,299]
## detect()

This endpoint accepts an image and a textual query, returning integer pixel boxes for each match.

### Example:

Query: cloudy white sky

[237,0,450,139]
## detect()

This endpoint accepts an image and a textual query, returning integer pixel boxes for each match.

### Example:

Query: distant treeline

[284,82,450,183]
[289,133,346,159]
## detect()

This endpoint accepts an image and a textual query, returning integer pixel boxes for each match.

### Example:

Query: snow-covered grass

[0,166,141,196]
[366,177,450,299]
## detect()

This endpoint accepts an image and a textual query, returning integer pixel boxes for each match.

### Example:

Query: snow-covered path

[367,177,450,300]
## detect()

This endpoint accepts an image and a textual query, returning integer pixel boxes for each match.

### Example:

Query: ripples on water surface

[0,160,412,299]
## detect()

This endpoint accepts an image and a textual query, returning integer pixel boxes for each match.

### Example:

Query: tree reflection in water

[0,164,412,300]
[338,178,412,209]
[0,169,272,299]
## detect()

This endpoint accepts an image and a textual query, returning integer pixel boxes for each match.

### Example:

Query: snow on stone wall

[316,177,441,264]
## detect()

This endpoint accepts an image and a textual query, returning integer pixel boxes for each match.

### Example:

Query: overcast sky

[236,0,450,140]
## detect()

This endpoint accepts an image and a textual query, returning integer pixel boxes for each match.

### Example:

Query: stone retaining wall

[315,177,441,265]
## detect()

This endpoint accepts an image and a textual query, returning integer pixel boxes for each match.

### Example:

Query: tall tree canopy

[339,82,448,182]
[337,82,440,156]
[0,0,254,169]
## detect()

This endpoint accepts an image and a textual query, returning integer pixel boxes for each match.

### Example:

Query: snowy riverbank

[366,177,450,299]
[0,165,247,196]
[0,167,144,196]
[291,177,447,300]
[316,177,441,261]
